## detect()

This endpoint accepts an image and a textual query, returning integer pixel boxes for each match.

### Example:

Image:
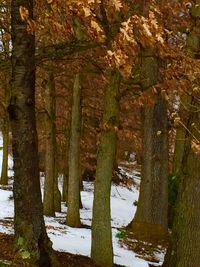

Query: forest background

[0,0,200,267]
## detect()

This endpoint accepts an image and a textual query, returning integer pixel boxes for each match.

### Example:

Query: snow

[0,134,164,267]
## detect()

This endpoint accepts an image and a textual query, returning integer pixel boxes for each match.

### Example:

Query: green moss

[20,251,31,260]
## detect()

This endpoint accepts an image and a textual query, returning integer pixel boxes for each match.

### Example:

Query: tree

[163,2,200,266]
[128,48,168,242]
[91,70,121,267]
[0,76,10,185]
[163,96,200,267]
[43,70,61,216]
[0,1,11,186]
[66,73,82,227]
[10,0,55,264]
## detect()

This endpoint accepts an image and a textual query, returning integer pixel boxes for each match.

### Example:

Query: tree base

[127,220,168,244]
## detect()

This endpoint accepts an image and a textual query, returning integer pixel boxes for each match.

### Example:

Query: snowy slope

[0,135,164,267]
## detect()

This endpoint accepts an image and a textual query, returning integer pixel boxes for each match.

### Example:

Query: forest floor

[0,138,165,267]
[0,232,123,267]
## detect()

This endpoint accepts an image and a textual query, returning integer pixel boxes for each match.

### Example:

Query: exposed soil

[0,232,124,267]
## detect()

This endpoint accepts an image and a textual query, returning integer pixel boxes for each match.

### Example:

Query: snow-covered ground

[0,135,164,267]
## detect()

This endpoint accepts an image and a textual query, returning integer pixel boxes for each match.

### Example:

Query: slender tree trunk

[169,95,191,227]
[128,49,168,242]
[1,76,10,185]
[10,0,54,264]
[54,163,61,212]
[62,171,68,203]
[173,95,191,175]
[66,73,82,227]
[91,70,121,267]
[163,97,200,267]
[43,72,56,216]
[1,115,9,185]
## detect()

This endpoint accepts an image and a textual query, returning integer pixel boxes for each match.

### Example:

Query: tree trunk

[1,76,10,185]
[129,49,168,242]
[62,171,68,204]
[66,73,82,227]
[163,4,200,265]
[10,0,54,264]
[163,97,200,267]
[43,71,56,217]
[173,95,191,175]
[54,164,61,212]
[91,70,121,267]
[169,95,191,227]
[1,115,9,185]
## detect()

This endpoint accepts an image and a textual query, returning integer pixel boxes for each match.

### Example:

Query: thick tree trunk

[163,97,200,267]
[66,73,82,227]
[43,72,56,216]
[91,70,121,267]
[129,49,168,242]
[10,0,54,264]
[130,95,168,242]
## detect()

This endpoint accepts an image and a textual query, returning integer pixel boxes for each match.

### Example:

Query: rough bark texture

[129,49,168,242]
[163,97,200,267]
[66,74,82,227]
[10,0,54,264]
[91,71,121,267]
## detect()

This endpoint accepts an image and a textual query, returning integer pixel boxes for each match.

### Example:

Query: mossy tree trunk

[169,95,191,227]
[91,70,121,267]
[10,0,54,264]
[129,49,168,242]
[163,4,200,266]
[66,73,82,227]
[163,97,200,267]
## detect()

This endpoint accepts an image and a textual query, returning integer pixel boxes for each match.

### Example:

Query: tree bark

[1,112,9,185]
[66,73,82,227]
[43,71,57,216]
[54,163,61,213]
[163,4,200,265]
[163,97,200,267]
[173,95,191,175]
[91,70,121,267]
[1,75,10,185]
[62,171,68,204]
[128,49,168,242]
[10,0,54,264]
